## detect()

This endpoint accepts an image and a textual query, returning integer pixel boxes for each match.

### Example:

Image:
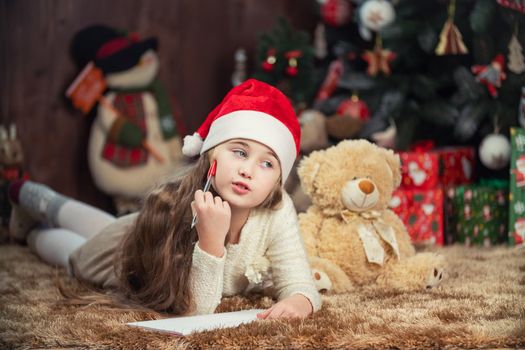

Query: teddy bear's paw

[425,265,444,290]
[312,269,332,293]
[387,253,447,291]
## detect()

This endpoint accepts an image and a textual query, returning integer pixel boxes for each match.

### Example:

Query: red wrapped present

[397,141,475,189]
[389,187,444,246]
[389,190,410,221]
[436,147,475,186]
[398,141,439,190]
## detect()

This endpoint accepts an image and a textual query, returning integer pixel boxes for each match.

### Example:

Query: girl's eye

[233,149,247,158]
[261,160,273,168]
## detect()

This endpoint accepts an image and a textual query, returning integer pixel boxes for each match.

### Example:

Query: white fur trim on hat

[200,110,297,183]
[182,132,204,157]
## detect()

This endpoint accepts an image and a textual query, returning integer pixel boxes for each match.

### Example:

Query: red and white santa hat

[182,79,300,182]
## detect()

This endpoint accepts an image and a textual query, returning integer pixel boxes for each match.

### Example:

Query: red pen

[191,160,217,229]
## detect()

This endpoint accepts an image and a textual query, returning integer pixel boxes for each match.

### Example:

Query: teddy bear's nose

[359,180,375,194]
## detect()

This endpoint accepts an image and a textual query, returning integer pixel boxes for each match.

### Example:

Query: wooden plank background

[0,0,317,212]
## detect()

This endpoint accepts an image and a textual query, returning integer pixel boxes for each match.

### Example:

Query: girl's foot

[9,204,37,243]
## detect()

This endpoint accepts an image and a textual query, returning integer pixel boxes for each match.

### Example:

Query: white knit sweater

[189,192,322,315]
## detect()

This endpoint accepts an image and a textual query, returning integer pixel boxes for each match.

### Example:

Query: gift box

[398,145,439,190]
[509,127,525,246]
[436,147,475,186]
[397,141,475,190]
[389,187,444,246]
[445,181,508,246]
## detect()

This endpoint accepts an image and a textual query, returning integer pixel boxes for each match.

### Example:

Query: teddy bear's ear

[297,150,324,196]
[383,148,402,188]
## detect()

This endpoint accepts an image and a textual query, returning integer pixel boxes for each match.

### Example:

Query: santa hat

[182,79,300,182]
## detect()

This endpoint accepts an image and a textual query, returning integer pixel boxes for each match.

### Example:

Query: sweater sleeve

[266,195,322,312]
[189,242,227,315]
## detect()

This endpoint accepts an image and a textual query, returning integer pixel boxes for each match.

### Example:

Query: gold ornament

[435,0,468,55]
[362,35,396,76]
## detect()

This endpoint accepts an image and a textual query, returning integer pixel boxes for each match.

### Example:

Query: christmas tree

[252,17,317,110]
[307,0,525,176]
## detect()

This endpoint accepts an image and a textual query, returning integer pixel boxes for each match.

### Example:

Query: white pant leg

[27,227,86,273]
[55,200,116,240]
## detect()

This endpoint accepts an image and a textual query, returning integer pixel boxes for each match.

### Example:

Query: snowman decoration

[71,25,184,214]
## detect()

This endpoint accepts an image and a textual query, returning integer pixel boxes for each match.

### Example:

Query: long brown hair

[114,151,283,315]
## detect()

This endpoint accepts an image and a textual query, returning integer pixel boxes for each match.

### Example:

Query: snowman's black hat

[71,24,158,74]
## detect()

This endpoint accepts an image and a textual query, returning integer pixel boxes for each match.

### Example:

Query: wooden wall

[0,0,317,212]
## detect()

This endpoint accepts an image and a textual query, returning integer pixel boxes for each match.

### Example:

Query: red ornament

[321,0,353,27]
[262,48,277,72]
[262,61,274,72]
[471,54,507,98]
[286,66,298,77]
[285,50,302,77]
[336,94,370,121]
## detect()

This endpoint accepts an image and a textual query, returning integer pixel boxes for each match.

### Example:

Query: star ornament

[362,47,396,76]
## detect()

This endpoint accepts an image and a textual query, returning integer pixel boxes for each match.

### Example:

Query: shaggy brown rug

[0,244,524,350]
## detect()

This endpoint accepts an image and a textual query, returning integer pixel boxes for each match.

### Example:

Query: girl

[8,79,321,319]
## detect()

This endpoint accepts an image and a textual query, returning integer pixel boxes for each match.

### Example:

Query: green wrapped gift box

[446,180,508,246]
[509,128,525,246]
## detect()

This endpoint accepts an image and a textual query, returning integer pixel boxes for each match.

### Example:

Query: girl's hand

[191,190,231,257]
[256,294,313,320]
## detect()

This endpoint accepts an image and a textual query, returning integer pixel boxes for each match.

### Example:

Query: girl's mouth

[232,182,250,195]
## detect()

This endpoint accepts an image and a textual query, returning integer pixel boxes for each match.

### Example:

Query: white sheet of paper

[127,309,264,336]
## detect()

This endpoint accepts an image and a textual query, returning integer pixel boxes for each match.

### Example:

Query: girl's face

[211,139,281,210]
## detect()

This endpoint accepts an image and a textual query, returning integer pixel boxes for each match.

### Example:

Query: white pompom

[182,132,204,157]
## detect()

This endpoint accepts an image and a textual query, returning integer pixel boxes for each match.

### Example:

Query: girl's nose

[239,165,252,178]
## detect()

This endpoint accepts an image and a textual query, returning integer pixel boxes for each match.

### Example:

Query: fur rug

[0,244,524,349]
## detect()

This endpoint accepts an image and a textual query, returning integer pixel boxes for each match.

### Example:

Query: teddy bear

[70,25,185,215]
[297,139,445,293]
